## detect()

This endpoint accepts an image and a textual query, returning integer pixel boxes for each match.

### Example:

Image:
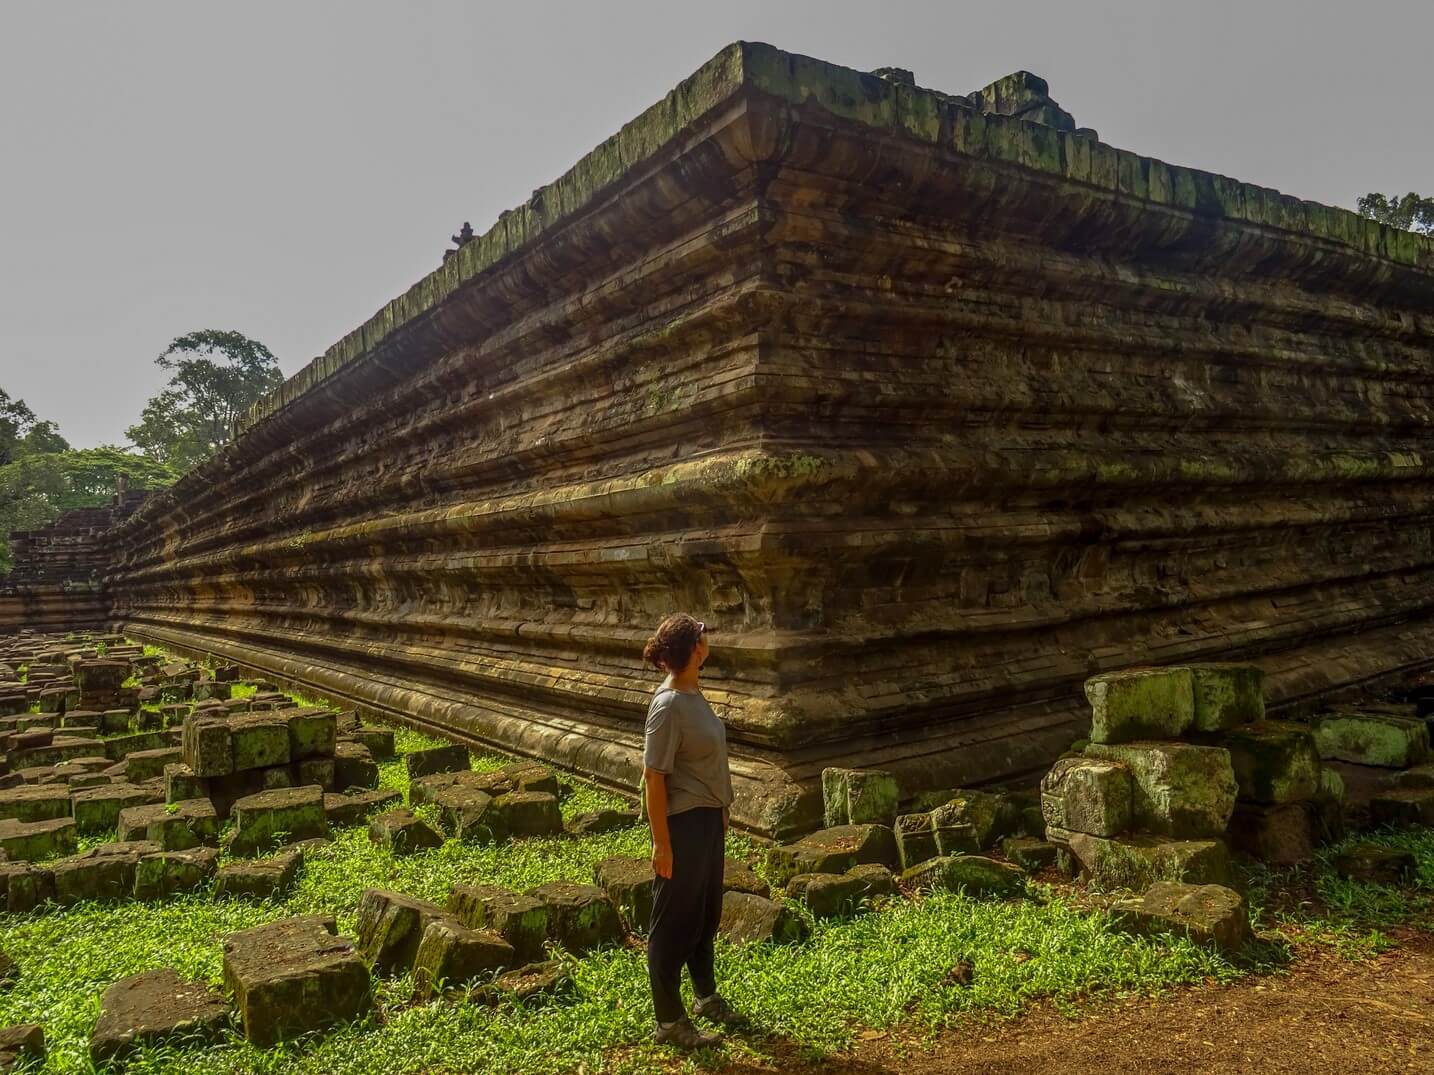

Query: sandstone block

[1182,663,1265,732]
[181,716,232,778]
[433,786,496,841]
[214,849,303,900]
[285,709,337,760]
[766,824,899,886]
[52,849,140,905]
[468,960,574,1006]
[355,887,451,977]
[1369,788,1434,827]
[786,871,866,917]
[1219,721,1321,804]
[1002,835,1059,872]
[447,884,550,964]
[324,788,402,827]
[899,854,1025,897]
[821,767,899,827]
[1333,844,1417,884]
[71,783,159,834]
[405,744,470,780]
[0,785,69,823]
[928,790,1020,850]
[124,747,182,784]
[488,790,562,839]
[1084,741,1236,838]
[718,890,809,945]
[565,807,640,836]
[593,855,655,930]
[1228,802,1317,865]
[293,756,337,790]
[1066,832,1233,890]
[228,714,291,772]
[0,817,75,862]
[1313,712,1430,768]
[412,919,515,999]
[1084,667,1195,743]
[226,786,328,857]
[118,800,219,850]
[369,808,444,855]
[222,915,371,1046]
[722,857,770,898]
[345,726,395,759]
[1040,757,1133,837]
[1111,882,1250,952]
[333,741,379,790]
[0,1024,44,1071]
[132,847,219,901]
[527,881,623,954]
[894,812,939,870]
[0,862,54,913]
[164,763,205,804]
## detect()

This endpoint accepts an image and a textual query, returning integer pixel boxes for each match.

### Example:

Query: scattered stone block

[181,716,232,778]
[89,967,228,1064]
[468,960,573,1005]
[1332,844,1417,884]
[593,855,655,930]
[1369,788,1434,827]
[488,791,562,839]
[1392,762,1434,789]
[1219,721,1321,803]
[447,884,550,963]
[1085,667,1195,744]
[930,790,1020,851]
[117,800,220,850]
[766,824,899,886]
[0,949,14,990]
[132,847,219,901]
[345,727,395,759]
[1182,664,1264,732]
[214,849,303,900]
[718,890,809,945]
[333,741,378,790]
[355,888,450,977]
[1002,835,1059,872]
[52,848,141,905]
[405,744,470,780]
[324,788,401,827]
[222,915,371,1046]
[1084,741,1236,838]
[0,1024,44,1071]
[900,854,1025,897]
[369,808,444,855]
[412,919,515,999]
[821,767,898,827]
[0,862,54,913]
[565,808,640,836]
[284,709,336,760]
[226,787,328,857]
[433,786,497,841]
[895,812,939,869]
[0,817,76,862]
[70,783,159,834]
[722,856,770,897]
[1228,801,1317,865]
[124,747,182,784]
[1111,881,1250,952]
[847,861,897,900]
[1040,757,1133,837]
[786,871,866,917]
[1067,832,1233,889]
[293,756,336,790]
[527,881,623,954]
[1313,712,1430,768]
[0,785,70,823]
[228,714,291,772]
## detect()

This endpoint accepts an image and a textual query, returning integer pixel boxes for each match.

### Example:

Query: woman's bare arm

[646,768,673,878]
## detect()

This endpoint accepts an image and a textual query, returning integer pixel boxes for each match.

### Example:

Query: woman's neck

[666,666,701,693]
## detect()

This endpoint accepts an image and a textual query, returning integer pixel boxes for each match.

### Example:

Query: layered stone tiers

[99,44,1434,835]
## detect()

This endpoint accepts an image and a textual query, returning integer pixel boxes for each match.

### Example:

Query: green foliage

[126,329,284,472]
[1356,191,1434,234]
[0,388,68,467]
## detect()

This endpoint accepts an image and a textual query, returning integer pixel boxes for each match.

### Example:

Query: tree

[1356,191,1434,235]
[0,388,68,465]
[125,330,284,471]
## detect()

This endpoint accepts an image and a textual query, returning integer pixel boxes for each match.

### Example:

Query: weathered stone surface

[899,854,1026,897]
[894,812,939,870]
[51,848,140,905]
[929,791,1019,851]
[1067,832,1233,890]
[123,747,182,783]
[1333,844,1417,884]
[786,871,866,917]
[593,855,655,930]
[405,744,470,780]
[1183,664,1265,732]
[226,786,328,857]
[1219,722,1321,804]
[1313,712,1431,768]
[1085,668,1195,744]
[332,740,378,791]
[132,847,218,900]
[222,915,371,1046]
[1228,802,1317,865]
[1002,835,1059,872]
[718,890,809,945]
[181,716,232,778]
[487,791,562,840]
[323,788,401,827]
[71,783,159,834]
[369,807,444,855]
[0,785,69,823]
[285,709,337,760]
[228,714,291,772]
[0,862,54,913]
[118,799,219,850]
[767,824,899,886]
[1084,742,1236,838]
[0,1024,44,1071]
[89,967,228,1064]
[345,726,395,759]
[355,888,451,977]
[1111,882,1251,952]
[468,960,573,1005]
[1040,757,1132,837]
[214,849,303,900]
[1369,788,1434,827]
[527,881,623,954]
[722,856,770,897]
[821,767,899,827]
[565,807,640,836]
[447,884,550,964]
[163,763,205,804]
[0,817,75,862]
[411,919,515,999]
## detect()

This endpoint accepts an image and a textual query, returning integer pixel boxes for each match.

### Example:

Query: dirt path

[711,934,1434,1075]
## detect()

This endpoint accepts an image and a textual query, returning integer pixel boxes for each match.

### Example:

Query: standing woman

[642,613,742,1048]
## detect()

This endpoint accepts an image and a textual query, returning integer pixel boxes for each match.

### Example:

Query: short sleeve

[643,692,681,773]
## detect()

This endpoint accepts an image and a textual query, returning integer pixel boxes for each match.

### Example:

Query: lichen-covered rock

[285,709,337,761]
[132,847,219,901]
[1313,712,1431,768]
[593,855,655,930]
[405,744,471,780]
[71,783,160,834]
[468,959,573,1005]
[1066,832,1233,890]
[1332,844,1417,884]
[89,967,228,1064]
[163,763,205,805]
[718,890,809,945]
[565,808,640,836]
[181,715,232,778]
[929,790,1020,851]
[895,812,939,869]
[488,791,562,839]
[345,727,395,760]
[527,881,623,954]
[123,747,182,783]
[433,786,497,842]
[1218,721,1321,804]
[1084,667,1195,744]
[0,817,76,862]
[821,767,899,827]
[323,788,401,827]
[228,714,291,772]
[1182,664,1264,732]
[846,862,897,900]
[1110,882,1250,952]
[411,919,515,999]
[0,785,70,823]
[1369,788,1434,827]
[1227,802,1317,865]
[0,862,54,913]
[332,741,379,791]
[722,857,769,897]
[368,808,444,855]
[786,871,866,917]
[0,1024,45,1071]
[354,888,452,977]
[1084,741,1236,838]
[214,849,303,900]
[899,854,1025,897]
[226,786,329,857]
[221,915,371,1046]
[1001,835,1059,872]
[51,848,141,905]
[447,884,550,964]
[1040,757,1132,837]
[766,824,899,886]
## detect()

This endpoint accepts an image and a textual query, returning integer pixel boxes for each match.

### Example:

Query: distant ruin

[5,43,1434,836]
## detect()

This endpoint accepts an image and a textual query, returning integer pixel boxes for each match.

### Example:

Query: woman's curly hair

[642,613,705,671]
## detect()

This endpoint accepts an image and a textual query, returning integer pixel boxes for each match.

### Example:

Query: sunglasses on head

[696,621,706,635]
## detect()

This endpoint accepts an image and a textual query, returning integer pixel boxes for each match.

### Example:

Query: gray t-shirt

[643,686,734,816]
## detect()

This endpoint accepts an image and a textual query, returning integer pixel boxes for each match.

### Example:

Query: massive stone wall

[103,43,1434,836]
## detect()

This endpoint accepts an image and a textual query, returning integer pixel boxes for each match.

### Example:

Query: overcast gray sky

[2,1,1430,448]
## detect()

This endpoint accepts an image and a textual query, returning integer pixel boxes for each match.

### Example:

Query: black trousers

[648,806,724,1023]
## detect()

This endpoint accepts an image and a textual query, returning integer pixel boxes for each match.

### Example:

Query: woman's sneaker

[653,1018,719,1049]
[693,992,746,1028]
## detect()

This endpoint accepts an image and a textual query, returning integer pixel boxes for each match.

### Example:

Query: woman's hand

[652,840,674,879]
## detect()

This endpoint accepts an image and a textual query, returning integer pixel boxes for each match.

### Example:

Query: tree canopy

[1356,191,1434,235]
[126,329,285,471]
